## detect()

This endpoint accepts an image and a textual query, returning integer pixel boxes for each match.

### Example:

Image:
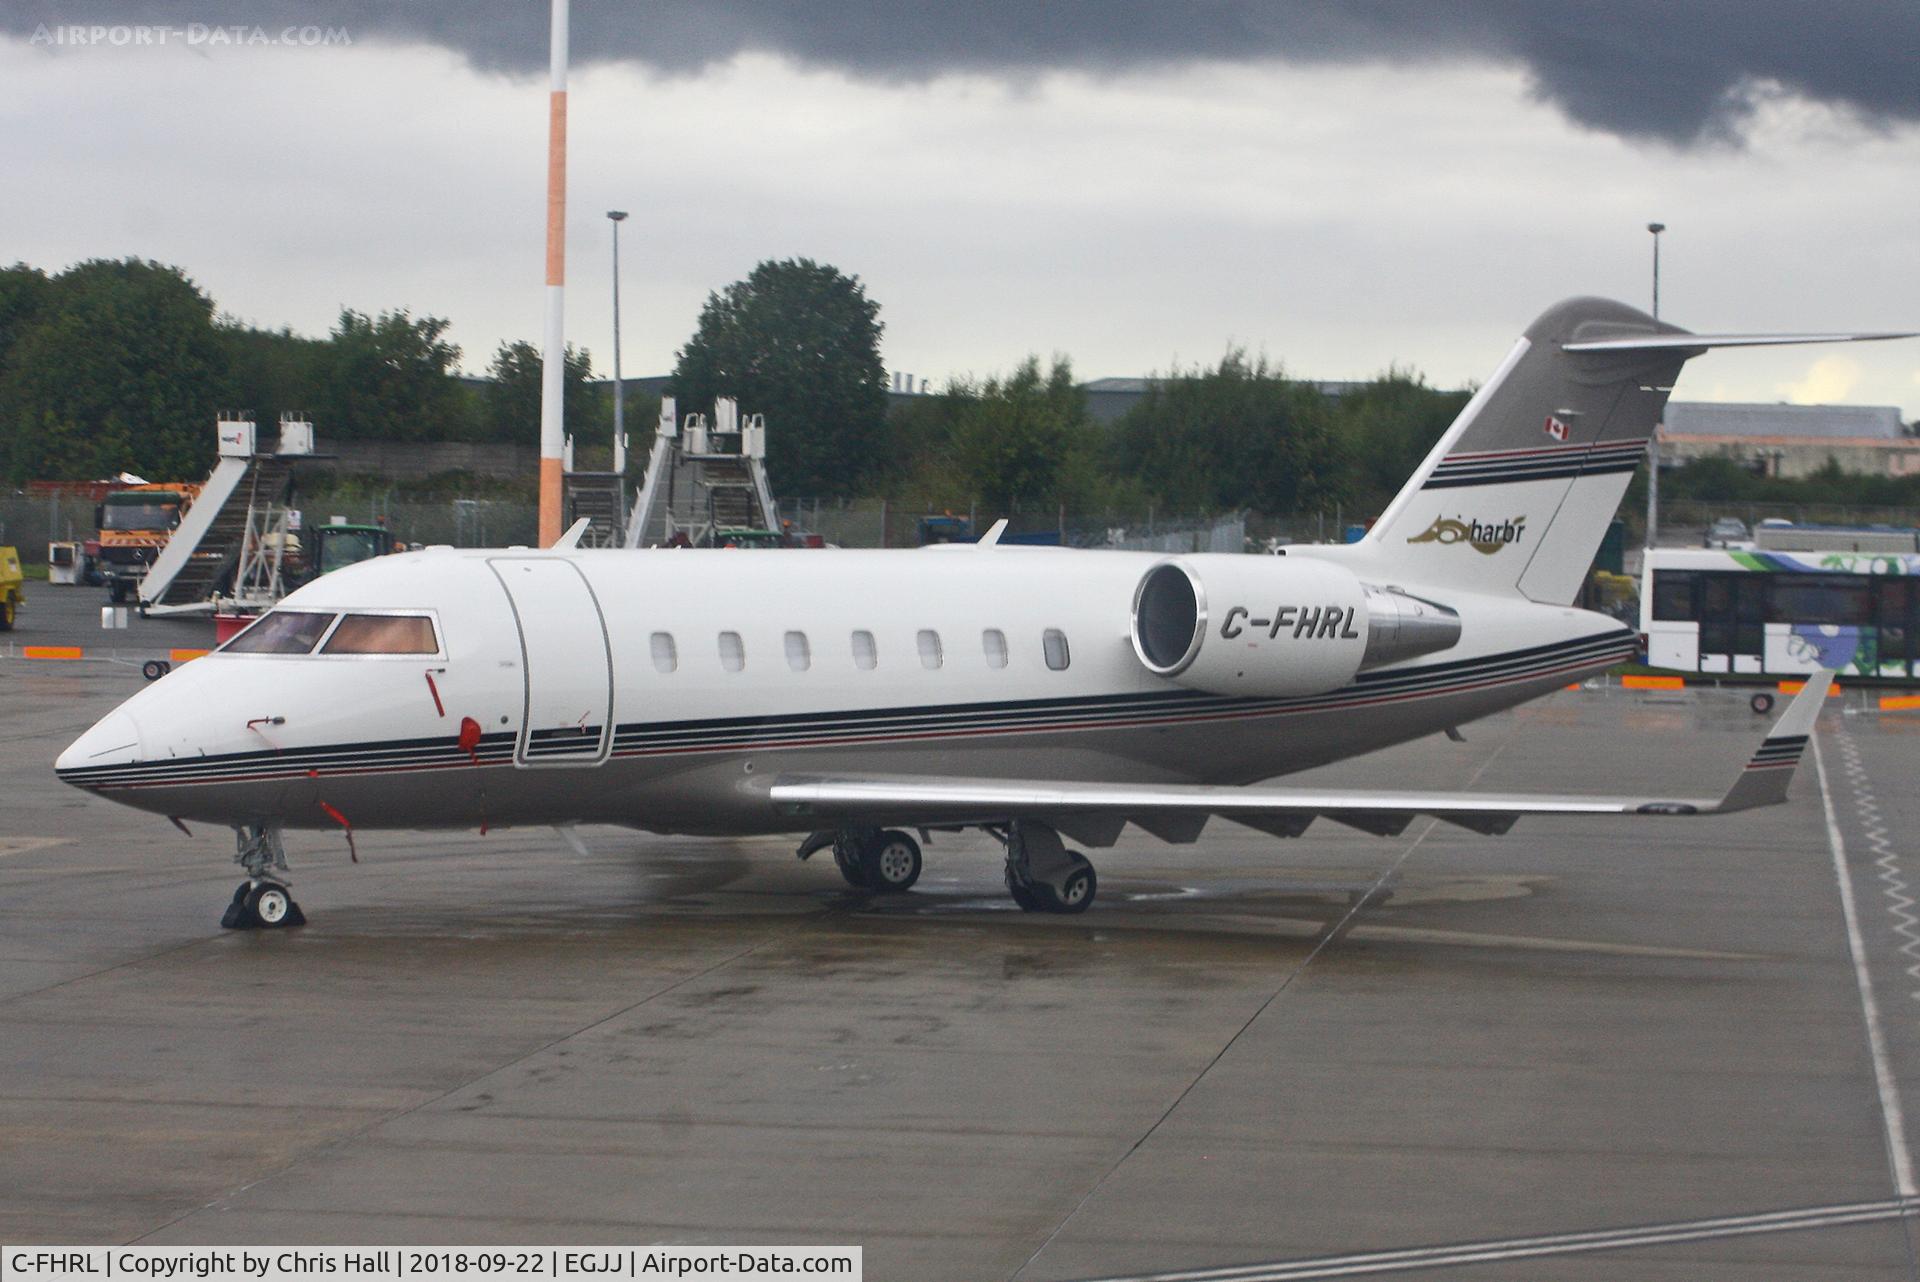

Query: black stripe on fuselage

[56,628,1637,789]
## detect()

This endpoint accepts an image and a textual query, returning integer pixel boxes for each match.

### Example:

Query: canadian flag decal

[1544,415,1570,442]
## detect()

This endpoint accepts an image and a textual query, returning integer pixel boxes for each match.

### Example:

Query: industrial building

[1658,401,1918,478]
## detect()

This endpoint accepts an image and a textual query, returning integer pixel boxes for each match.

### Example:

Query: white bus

[1641,546,1920,681]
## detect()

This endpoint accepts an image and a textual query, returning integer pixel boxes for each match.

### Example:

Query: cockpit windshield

[220,610,440,656]
[322,614,438,655]
[223,611,336,654]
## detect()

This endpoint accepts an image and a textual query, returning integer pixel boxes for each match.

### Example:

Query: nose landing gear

[220,823,306,929]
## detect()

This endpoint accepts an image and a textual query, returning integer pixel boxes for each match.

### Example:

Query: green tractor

[302,522,396,583]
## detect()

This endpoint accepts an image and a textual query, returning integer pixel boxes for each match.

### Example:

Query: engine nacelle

[1130,555,1460,698]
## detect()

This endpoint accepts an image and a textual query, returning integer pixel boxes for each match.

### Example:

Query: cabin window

[851,630,878,671]
[224,610,336,655]
[1043,628,1071,671]
[321,614,438,655]
[650,632,677,673]
[785,630,811,671]
[719,631,745,672]
[983,628,1009,669]
[917,629,943,670]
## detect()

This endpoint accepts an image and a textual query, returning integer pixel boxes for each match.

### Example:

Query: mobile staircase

[561,445,626,549]
[624,397,780,548]
[140,414,315,615]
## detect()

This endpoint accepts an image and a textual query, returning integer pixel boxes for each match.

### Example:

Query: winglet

[552,517,592,550]
[977,518,1009,548]
[1711,671,1832,813]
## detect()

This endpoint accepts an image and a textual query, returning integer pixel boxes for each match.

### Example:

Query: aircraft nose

[56,710,144,781]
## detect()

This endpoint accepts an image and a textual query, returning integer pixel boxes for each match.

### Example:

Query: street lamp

[1645,221,1666,550]
[1646,222,1665,320]
[608,209,629,476]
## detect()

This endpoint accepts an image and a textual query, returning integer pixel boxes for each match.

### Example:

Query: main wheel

[1036,862,1097,915]
[862,830,923,893]
[833,844,870,889]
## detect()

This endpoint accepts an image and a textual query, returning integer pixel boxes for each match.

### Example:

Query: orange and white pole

[537,0,568,547]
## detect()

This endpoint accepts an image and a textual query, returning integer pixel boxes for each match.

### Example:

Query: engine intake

[1131,556,1459,698]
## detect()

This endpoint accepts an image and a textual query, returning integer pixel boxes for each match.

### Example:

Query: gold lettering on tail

[1407,515,1527,555]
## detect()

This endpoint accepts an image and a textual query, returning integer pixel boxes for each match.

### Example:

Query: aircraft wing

[768,673,1830,847]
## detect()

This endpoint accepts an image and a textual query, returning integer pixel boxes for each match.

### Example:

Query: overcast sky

[4,2,1916,422]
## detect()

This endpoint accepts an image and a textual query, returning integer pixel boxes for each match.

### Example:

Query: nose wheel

[221,823,306,929]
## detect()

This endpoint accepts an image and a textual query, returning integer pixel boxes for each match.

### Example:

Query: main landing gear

[799,827,925,893]
[220,823,306,930]
[1001,821,1096,915]
[796,821,1097,912]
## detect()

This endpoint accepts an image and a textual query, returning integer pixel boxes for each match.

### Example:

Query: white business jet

[57,298,1910,927]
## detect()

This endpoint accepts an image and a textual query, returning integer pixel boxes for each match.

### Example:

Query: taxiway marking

[1814,732,1918,1198]
[1835,728,1920,1002]
[1080,1196,1920,1281]
[0,836,71,858]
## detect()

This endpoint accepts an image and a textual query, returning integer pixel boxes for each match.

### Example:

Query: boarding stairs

[625,397,781,548]
[141,415,314,614]
[562,470,626,548]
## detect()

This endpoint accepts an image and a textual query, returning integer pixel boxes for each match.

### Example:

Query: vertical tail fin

[1365,297,1684,604]
[1364,298,1916,604]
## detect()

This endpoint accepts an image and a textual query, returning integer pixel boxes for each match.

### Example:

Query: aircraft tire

[1750,691,1776,715]
[833,845,870,889]
[1005,868,1045,912]
[1037,861,1097,915]
[862,830,923,893]
[246,882,305,929]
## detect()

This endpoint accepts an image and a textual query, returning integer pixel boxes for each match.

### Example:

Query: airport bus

[1641,546,1920,682]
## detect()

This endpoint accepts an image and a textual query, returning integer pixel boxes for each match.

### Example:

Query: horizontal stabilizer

[1564,330,1915,352]
[767,674,1833,843]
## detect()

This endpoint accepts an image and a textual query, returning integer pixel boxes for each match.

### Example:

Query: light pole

[1647,221,1665,320]
[1645,221,1666,550]
[608,210,628,476]
[537,0,569,547]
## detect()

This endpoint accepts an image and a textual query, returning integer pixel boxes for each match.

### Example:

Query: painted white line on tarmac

[1080,1196,1920,1281]
[0,836,70,858]
[1814,732,1918,1198]
[1835,728,1920,1002]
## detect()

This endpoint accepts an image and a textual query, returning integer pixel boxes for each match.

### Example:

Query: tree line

[10,253,1903,522]
[0,258,623,485]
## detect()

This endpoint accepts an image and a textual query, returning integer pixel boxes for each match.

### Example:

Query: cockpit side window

[223,611,337,654]
[322,614,439,655]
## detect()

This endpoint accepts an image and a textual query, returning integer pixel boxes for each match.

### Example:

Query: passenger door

[489,558,614,766]
[1878,579,1917,678]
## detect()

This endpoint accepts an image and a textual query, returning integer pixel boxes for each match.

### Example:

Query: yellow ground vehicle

[97,482,201,603]
[0,546,23,630]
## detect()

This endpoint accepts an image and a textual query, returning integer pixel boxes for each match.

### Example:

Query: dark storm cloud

[9,1,1916,145]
